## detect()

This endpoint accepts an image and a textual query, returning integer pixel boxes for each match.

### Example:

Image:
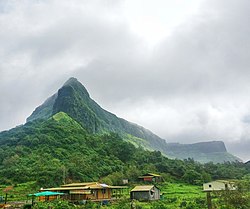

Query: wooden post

[207,191,212,209]
[32,196,35,206]
[3,186,13,205]
[4,193,7,204]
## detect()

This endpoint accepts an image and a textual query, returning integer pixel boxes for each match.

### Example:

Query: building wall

[203,181,235,191]
[131,191,149,201]
[131,187,160,201]
[67,194,86,201]
[39,195,58,201]
[85,189,111,200]
[153,187,160,200]
[143,177,153,182]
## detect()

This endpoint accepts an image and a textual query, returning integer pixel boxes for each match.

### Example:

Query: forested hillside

[0,112,249,187]
[25,77,240,163]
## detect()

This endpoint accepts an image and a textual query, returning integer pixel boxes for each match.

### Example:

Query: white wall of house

[203,181,235,191]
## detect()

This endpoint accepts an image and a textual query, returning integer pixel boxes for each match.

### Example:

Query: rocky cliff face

[27,77,166,152]
[166,141,227,153]
[165,141,241,163]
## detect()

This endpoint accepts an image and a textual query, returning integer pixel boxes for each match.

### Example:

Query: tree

[217,181,250,209]
[182,170,201,184]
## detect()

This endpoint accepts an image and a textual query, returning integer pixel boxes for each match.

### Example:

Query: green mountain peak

[62,77,90,98]
[26,77,241,163]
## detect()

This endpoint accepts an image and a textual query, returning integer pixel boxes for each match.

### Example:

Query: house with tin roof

[41,182,127,203]
[138,173,162,183]
[130,185,160,201]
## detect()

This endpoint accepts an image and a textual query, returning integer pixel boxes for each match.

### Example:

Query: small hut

[130,185,160,201]
[138,173,162,183]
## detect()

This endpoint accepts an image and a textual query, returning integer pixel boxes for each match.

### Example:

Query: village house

[40,182,127,203]
[203,180,236,192]
[130,185,160,201]
[203,180,236,209]
[138,173,162,183]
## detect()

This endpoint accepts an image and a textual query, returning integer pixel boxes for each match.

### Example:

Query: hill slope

[0,112,249,187]
[27,77,166,152]
[26,77,239,163]
[0,112,134,185]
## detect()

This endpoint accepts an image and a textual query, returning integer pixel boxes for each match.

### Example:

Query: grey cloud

[0,0,142,130]
[1,0,250,161]
[227,140,250,162]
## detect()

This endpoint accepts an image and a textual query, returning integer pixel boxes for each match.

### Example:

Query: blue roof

[28,191,64,197]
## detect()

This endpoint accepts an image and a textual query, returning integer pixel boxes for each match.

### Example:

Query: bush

[32,200,75,209]
[23,204,32,209]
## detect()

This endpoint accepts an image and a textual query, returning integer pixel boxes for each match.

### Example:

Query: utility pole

[62,165,67,184]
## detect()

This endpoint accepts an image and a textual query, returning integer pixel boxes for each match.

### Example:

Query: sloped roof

[43,182,126,191]
[131,185,155,192]
[204,180,236,185]
[147,173,161,177]
[29,191,64,196]
[61,182,97,187]
[42,186,89,191]
[138,173,161,178]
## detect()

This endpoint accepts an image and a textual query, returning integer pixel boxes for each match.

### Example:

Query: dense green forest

[0,112,249,188]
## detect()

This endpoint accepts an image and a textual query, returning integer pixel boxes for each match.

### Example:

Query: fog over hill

[0,0,250,161]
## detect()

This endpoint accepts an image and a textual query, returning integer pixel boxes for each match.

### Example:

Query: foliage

[0,112,249,189]
[26,77,239,163]
[216,180,250,209]
[0,181,38,201]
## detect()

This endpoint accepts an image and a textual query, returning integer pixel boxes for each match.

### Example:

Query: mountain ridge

[27,77,167,153]
[26,77,240,163]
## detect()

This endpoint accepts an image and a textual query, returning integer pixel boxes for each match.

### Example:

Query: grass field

[0,181,38,202]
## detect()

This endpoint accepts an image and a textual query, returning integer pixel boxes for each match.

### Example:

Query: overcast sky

[1,0,250,161]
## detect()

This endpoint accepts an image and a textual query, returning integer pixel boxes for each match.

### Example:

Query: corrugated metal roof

[43,182,127,192]
[61,182,97,187]
[43,187,89,191]
[147,173,161,177]
[109,186,128,189]
[131,185,154,192]
[139,173,161,178]
[215,180,235,184]
[204,180,236,185]
[100,183,108,188]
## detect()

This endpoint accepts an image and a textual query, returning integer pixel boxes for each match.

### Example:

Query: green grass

[161,182,204,198]
[124,134,152,150]
[0,181,38,202]
[157,182,206,208]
